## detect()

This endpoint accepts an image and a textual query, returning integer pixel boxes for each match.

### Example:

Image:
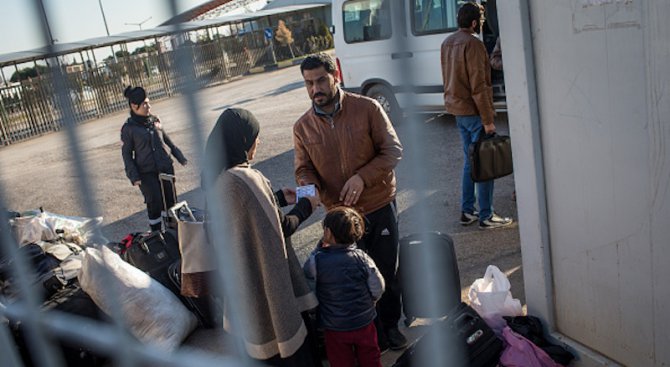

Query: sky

[0,0,212,55]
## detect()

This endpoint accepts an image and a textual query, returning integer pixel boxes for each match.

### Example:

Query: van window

[412,0,458,35]
[342,0,392,43]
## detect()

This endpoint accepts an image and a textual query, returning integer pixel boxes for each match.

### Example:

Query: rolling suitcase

[159,173,178,230]
[392,302,503,367]
[167,259,222,328]
[122,229,180,288]
[399,232,461,324]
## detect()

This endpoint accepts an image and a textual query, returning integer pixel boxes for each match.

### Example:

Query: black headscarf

[204,108,260,182]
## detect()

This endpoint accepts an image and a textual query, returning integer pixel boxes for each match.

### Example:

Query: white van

[331,0,504,121]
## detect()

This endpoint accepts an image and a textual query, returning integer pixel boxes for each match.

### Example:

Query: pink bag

[500,326,563,367]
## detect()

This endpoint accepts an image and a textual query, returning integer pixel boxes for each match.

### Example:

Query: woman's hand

[281,187,296,205]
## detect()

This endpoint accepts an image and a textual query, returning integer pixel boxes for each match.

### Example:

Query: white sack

[78,246,197,351]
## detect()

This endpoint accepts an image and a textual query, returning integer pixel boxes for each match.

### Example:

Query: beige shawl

[208,165,317,359]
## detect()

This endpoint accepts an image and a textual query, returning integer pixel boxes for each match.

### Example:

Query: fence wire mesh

[0,0,484,365]
[0,1,332,366]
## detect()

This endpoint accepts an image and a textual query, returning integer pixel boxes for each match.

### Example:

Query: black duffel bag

[7,283,110,367]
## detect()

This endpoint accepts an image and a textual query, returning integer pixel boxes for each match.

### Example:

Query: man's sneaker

[386,327,408,350]
[479,213,513,229]
[460,211,479,226]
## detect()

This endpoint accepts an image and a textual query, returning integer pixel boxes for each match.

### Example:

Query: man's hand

[305,195,321,211]
[282,187,297,205]
[484,122,496,135]
[133,180,141,186]
[340,174,364,206]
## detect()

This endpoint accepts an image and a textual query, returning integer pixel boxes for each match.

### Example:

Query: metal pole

[36,0,56,45]
[98,0,117,63]
[98,0,110,36]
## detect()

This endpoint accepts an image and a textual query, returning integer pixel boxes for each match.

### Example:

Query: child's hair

[323,206,365,244]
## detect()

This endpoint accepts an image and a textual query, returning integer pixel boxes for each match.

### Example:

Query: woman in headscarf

[203,108,320,366]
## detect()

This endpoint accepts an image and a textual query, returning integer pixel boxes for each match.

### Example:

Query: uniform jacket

[303,243,385,331]
[121,114,187,184]
[441,29,495,125]
[293,91,403,214]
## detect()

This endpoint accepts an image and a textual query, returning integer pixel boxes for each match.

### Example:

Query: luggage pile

[1,209,112,366]
[394,232,574,367]
[1,176,222,365]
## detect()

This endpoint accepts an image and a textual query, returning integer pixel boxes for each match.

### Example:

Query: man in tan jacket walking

[293,53,407,352]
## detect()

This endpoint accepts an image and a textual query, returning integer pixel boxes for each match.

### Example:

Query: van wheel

[367,84,401,124]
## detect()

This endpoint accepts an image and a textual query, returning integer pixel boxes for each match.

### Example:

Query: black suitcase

[122,229,180,288]
[8,283,110,367]
[392,303,503,367]
[167,259,222,329]
[399,232,461,323]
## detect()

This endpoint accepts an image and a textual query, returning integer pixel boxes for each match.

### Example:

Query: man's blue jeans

[456,115,494,222]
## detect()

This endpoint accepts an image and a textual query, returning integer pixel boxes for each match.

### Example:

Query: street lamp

[125,16,153,30]
[98,0,111,36]
[97,0,116,63]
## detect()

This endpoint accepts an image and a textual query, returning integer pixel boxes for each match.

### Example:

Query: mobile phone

[296,184,316,201]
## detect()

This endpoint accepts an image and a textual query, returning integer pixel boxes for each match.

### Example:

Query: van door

[334,0,460,119]
[336,0,398,107]
[399,0,459,111]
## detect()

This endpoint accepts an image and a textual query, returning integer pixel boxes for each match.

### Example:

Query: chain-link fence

[0,2,336,367]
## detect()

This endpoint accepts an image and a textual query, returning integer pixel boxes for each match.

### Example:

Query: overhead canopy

[263,0,330,10]
[0,3,328,68]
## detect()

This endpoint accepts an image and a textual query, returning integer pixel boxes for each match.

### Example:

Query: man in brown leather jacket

[293,53,407,352]
[441,2,513,229]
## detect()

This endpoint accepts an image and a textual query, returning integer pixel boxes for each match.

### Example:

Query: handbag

[169,201,217,297]
[468,133,513,182]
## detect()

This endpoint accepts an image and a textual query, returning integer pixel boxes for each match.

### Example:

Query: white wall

[499,1,670,365]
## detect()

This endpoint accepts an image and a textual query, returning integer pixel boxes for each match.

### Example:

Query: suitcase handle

[158,173,176,182]
[169,201,197,222]
[454,312,475,330]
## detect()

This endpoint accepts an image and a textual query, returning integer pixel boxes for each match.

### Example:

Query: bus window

[343,0,392,43]
[412,0,458,35]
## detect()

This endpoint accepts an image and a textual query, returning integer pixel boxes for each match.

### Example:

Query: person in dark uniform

[121,86,187,232]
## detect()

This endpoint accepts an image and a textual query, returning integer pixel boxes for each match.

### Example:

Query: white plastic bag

[78,247,197,350]
[9,211,103,247]
[468,265,523,333]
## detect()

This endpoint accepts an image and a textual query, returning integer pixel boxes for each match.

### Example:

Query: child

[304,206,385,367]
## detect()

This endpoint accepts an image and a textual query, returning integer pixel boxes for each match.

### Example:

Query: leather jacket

[441,29,495,125]
[293,91,402,214]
